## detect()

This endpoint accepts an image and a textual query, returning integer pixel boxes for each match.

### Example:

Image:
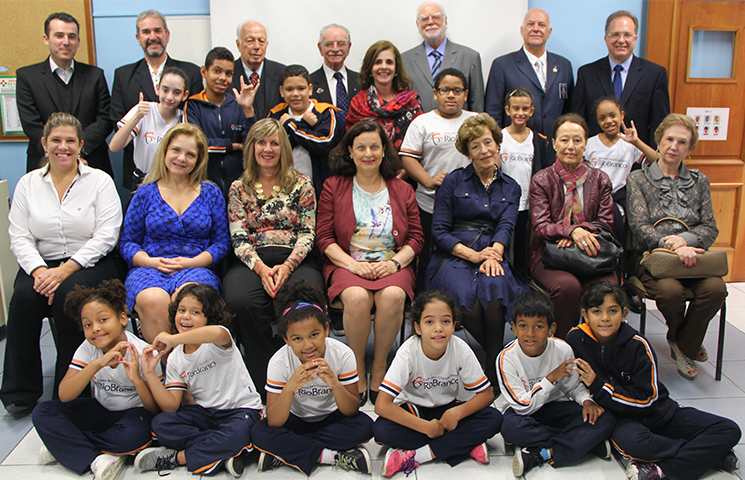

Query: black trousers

[0,253,125,407]
[222,247,323,401]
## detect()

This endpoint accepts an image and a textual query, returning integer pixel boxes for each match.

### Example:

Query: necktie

[430,50,443,80]
[334,71,348,112]
[249,72,259,87]
[535,59,546,90]
[613,64,624,99]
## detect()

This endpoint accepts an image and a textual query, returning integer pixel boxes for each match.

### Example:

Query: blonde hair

[143,123,209,186]
[654,113,699,152]
[43,112,82,141]
[240,118,297,193]
[455,113,502,156]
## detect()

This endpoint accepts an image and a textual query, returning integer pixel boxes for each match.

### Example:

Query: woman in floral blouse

[223,118,323,397]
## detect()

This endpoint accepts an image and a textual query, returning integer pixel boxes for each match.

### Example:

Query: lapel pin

[316,87,324,94]
[552,66,558,72]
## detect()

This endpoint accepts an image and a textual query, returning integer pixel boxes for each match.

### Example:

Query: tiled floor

[1,285,744,479]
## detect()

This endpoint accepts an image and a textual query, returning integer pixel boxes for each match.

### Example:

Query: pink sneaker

[470,442,489,465]
[381,449,418,477]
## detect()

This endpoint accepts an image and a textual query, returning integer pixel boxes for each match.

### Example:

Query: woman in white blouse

[0,113,124,415]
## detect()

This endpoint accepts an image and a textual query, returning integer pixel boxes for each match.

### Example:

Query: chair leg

[716,300,726,381]
[639,298,647,336]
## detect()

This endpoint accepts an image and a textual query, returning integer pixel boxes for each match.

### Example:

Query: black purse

[541,222,623,277]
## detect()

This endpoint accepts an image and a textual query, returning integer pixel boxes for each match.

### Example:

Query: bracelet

[282,261,295,273]
[390,258,401,271]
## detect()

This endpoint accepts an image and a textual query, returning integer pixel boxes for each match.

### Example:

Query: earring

[44,152,49,157]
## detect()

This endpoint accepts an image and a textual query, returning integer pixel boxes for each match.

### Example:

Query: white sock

[414,446,434,464]
[319,449,338,465]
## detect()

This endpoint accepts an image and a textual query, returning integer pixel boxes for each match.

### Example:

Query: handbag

[639,217,728,278]
[541,222,623,277]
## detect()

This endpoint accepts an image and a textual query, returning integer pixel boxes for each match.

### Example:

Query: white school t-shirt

[289,103,314,183]
[265,337,358,422]
[399,110,477,214]
[117,102,183,174]
[69,331,162,411]
[584,135,644,194]
[379,335,490,408]
[500,128,534,211]
[165,326,262,410]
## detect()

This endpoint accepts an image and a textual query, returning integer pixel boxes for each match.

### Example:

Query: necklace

[254,182,281,200]
[356,176,385,194]
[481,168,498,190]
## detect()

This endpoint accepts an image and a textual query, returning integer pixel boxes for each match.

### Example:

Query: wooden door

[646,0,745,281]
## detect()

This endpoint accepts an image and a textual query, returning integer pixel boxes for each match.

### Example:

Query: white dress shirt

[9,162,122,275]
[523,46,547,91]
[49,57,75,85]
[241,59,264,83]
[147,60,166,92]
[322,63,348,106]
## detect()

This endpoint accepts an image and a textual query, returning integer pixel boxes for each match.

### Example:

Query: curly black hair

[63,279,128,331]
[274,280,329,338]
[168,283,233,333]
[410,290,459,337]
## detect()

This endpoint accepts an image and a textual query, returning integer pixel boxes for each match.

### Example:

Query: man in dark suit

[401,2,484,113]
[16,12,113,174]
[309,23,360,120]
[573,10,670,147]
[484,9,573,136]
[231,20,284,119]
[110,10,203,189]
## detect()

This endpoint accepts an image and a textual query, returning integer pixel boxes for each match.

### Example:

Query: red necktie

[249,72,259,87]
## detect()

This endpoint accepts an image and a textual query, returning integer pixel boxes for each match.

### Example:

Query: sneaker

[257,451,284,471]
[90,454,126,480]
[226,455,244,477]
[714,450,740,472]
[333,448,372,474]
[39,444,56,464]
[626,461,662,480]
[590,439,612,460]
[513,447,543,476]
[470,443,489,465]
[381,449,418,477]
[134,447,178,474]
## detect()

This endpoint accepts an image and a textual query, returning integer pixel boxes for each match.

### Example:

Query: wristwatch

[390,259,401,271]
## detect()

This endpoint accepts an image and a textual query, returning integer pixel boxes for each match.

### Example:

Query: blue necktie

[613,64,624,99]
[334,72,348,113]
[430,50,443,80]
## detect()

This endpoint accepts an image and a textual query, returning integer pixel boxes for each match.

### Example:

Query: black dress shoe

[369,389,379,406]
[624,286,643,314]
[5,401,33,415]
[359,390,368,407]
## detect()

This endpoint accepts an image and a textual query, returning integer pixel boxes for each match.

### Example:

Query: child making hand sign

[32,280,160,480]
[251,280,374,475]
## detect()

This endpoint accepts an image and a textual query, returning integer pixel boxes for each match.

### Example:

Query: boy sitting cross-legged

[496,290,616,476]
[567,281,741,480]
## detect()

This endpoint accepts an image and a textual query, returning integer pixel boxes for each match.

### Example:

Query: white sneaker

[39,444,56,464]
[90,454,126,480]
[134,446,178,473]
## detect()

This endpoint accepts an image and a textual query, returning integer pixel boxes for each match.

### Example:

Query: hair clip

[282,302,323,316]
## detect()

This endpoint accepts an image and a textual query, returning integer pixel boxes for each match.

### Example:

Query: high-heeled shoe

[670,346,697,379]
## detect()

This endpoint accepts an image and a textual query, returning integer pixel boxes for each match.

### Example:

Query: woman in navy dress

[120,123,230,342]
[427,113,527,387]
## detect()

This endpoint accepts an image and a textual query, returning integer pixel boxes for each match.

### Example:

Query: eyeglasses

[606,32,637,40]
[436,87,465,95]
[322,40,349,49]
[418,13,444,24]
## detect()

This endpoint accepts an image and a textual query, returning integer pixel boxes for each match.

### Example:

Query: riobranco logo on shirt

[181,361,217,381]
[297,385,333,397]
[94,378,136,394]
[412,375,459,389]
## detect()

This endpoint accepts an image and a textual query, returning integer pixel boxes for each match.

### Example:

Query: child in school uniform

[584,96,659,240]
[499,87,554,280]
[136,283,262,477]
[567,281,741,480]
[251,280,374,475]
[268,64,344,195]
[496,290,615,477]
[109,67,190,190]
[373,290,502,477]
[32,280,160,480]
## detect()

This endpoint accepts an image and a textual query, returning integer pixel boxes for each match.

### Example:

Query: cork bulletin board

[0,0,95,141]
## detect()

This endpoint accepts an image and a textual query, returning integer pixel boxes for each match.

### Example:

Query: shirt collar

[424,37,448,57]
[462,162,501,182]
[323,62,345,82]
[242,59,264,78]
[49,56,75,74]
[609,55,633,73]
[42,160,88,179]
[522,46,547,65]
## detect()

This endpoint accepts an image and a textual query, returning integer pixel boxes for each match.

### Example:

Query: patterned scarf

[346,85,422,151]
[553,158,589,226]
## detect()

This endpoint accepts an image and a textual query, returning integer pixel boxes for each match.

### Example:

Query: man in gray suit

[401,1,484,112]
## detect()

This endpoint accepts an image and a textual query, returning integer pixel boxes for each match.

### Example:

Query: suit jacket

[16,58,113,173]
[231,58,285,120]
[309,66,360,107]
[484,49,573,137]
[110,56,203,188]
[572,55,670,147]
[401,40,484,113]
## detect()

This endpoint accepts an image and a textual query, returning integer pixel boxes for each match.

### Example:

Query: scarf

[346,85,422,150]
[553,158,589,226]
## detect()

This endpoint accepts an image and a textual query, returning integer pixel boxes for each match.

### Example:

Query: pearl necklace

[481,169,498,190]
